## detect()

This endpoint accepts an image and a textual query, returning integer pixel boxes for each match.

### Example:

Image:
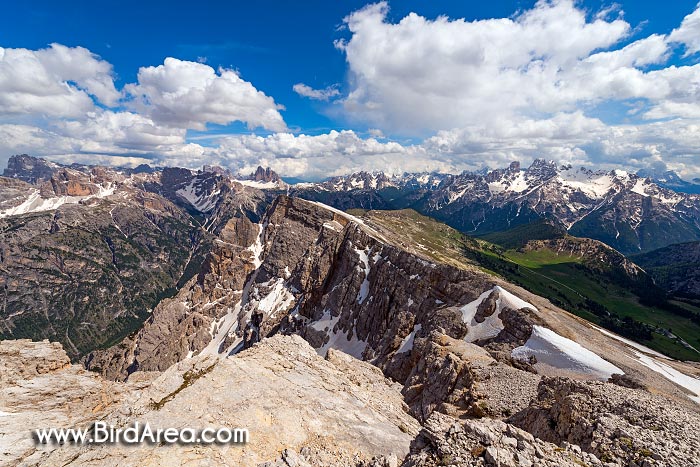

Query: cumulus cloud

[211,130,428,178]
[2,2,700,181]
[0,46,289,169]
[199,114,700,179]
[422,113,700,177]
[293,83,341,101]
[124,57,287,131]
[0,43,119,118]
[669,5,700,56]
[335,1,700,133]
[57,111,186,150]
[3,110,700,179]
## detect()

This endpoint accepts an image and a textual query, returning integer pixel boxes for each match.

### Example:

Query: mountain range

[636,167,700,194]
[291,159,700,255]
[2,154,700,466]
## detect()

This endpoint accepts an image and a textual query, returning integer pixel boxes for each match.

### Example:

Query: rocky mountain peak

[160,166,194,189]
[202,164,232,176]
[3,154,58,183]
[129,163,156,174]
[526,158,558,179]
[253,166,281,183]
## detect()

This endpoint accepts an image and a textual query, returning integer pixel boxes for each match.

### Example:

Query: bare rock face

[0,340,136,465]
[402,411,594,467]
[401,332,540,423]
[84,211,270,380]
[252,166,281,183]
[510,377,700,466]
[87,195,496,381]
[3,154,56,183]
[3,336,420,467]
[473,290,499,323]
[0,339,70,387]
[402,333,485,422]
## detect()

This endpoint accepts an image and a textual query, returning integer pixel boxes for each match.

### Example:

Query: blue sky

[1,1,699,178]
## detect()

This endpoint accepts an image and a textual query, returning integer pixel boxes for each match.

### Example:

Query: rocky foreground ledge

[2,337,700,466]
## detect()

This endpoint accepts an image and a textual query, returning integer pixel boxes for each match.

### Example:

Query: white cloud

[293,83,340,101]
[124,57,287,131]
[57,111,186,149]
[4,110,700,180]
[1,3,700,182]
[198,112,700,179]
[211,130,429,178]
[669,5,700,56]
[0,117,190,161]
[0,46,289,170]
[0,43,119,118]
[336,1,700,134]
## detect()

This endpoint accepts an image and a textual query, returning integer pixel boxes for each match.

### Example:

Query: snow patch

[233,179,282,189]
[487,171,530,194]
[592,325,669,359]
[558,172,616,199]
[512,325,624,380]
[0,184,116,218]
[311,309,368,359]
[355,247,371,304]
[176,179,219,212]
[633,351,700,404]
[631,179,650,197]
[246,224,265,269]
[397,324,422,354]
[461,286,537,343]
[255,278,295,318]
[201,302,242,356]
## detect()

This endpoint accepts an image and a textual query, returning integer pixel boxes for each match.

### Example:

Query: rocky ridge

[5,333,700,466]
[84,195,700,409]
[290,159,700,254]
[0,155,270,359]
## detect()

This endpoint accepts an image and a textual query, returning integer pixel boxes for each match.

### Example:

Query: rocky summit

[2,156,700,466]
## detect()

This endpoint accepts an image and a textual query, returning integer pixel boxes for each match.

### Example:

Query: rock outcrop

[403,411,595,467]
[0,339,70,386]
[401,332,540,422]
[510,377,700,465]
[2,336,420,467]
[252,166,281,183]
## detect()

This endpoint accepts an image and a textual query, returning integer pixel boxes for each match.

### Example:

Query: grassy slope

[360,209,700,361]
